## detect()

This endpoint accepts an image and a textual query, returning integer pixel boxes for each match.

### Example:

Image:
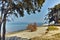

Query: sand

[5,26,60,39]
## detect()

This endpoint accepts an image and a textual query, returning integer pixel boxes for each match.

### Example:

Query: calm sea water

[6,22,43,33]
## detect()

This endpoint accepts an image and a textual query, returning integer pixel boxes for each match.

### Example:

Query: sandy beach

[6,27,47,39]
[5,26,60,40]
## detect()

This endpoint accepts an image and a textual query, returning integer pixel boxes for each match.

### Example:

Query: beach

[5,26,60,40]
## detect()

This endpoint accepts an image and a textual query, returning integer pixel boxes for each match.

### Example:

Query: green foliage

[1,0,45,17]
[47,4,60,24]
[54,4,60,10]
[49,4,60,12]
[37,0,45,7]
[48,26,59,31]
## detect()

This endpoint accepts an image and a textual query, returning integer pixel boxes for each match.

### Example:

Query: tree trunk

[1,0,7,40]
[2,14,6,40]
[0,23,1,40]
[2,22,6,40]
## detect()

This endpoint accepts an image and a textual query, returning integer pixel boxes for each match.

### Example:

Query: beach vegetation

[47,26,59,31]
[27,23,37,32]
[52,33,60,38]
[30,36,60,40]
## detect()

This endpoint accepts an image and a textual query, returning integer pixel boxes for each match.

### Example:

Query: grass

[52,33,60,38]
[47,26,59,31]
[30,36,60,40]
[30,26,60,40]
[30,33,60,40]
[30,37,50,40]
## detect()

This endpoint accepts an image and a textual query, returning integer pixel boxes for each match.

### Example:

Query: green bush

[48,26,59,31]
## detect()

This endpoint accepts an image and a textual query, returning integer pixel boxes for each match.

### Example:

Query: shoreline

[6,26,44,35]
[5,26,48,39]
[5,26,60,40]
[6,29,26,35]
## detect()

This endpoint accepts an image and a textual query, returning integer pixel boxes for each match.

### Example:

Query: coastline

[6,25,45,35]
[6,29,26,35]
[5,26,60,40]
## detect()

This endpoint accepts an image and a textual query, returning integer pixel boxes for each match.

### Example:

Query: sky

[9,0,60,23]
[1,0,60,23]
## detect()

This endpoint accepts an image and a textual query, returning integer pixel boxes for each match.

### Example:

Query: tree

[0,0,45,40]
[0,17,1,40]
[0,1,3,39]
[48,4,60,24]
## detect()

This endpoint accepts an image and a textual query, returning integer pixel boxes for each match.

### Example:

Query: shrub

[27,24,32,30]
[27,23,37,32]
[47,26,59,31]
[31,23,37,32]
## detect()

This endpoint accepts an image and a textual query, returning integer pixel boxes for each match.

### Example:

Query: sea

[6,22,43,33]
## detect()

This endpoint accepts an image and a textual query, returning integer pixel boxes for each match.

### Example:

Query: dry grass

[47,26,59,31]
[30,36,60,40]
[30,37,50,40]
[30,26,60,40]
[52,33,60,38]
[30,33,60,40]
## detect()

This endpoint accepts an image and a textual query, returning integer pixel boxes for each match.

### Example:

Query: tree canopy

[54,4,60,10]
[47,4,60,24]
[48,4,60,11]
[0,0,45,18]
